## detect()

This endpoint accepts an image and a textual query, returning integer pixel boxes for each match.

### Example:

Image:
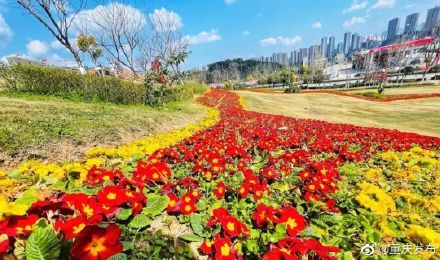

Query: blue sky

[0,0,438,69]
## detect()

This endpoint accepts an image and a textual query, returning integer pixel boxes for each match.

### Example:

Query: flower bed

[1,90,439,259]
[302,90,440,102]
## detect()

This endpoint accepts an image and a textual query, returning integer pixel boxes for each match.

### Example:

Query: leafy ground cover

[0,90,439,259]
[0,93,206,170]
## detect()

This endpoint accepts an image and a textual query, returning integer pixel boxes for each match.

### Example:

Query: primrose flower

[70,224,123,260]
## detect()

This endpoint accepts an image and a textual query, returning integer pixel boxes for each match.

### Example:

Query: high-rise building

[299,48,308,65]
[337,42,344,54]
[424,6,440,35]
[351,33,360,51]
[327,36,336,57]
[387,18,400,40]
[292,50,299,65]
[343,32,352,55]
[280,52,288,65]
[308,45,321,66]
[320,37,328,58]
[404,13,419,35]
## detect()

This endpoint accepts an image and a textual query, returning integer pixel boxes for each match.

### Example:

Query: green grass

[0,93,206,167]
[239,91,440,137]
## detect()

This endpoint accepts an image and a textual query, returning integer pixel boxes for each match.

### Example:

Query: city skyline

[250,4,440,68]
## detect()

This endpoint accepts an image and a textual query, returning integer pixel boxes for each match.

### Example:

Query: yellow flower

[0,196,28,220]
[378,221,397,238]
[406,224,440,246]
[356,183,396,216]
[365,168,383,182]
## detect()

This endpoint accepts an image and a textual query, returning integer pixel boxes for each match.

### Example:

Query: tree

[16,0,86,73]
[246,74,255,82]
[143,8,188,75]
[77,34,102,67]
[75,3,146,75]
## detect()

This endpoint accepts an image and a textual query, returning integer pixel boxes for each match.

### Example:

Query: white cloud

[369,0,395,10]
[225,0,236,5]
[184,29,221,45]
[260,36,302,47]
[50,40,64,49]
[343,0,369,13]
[242,30,251,36]
[0,13,12,42]
[149,8,182,32]
[72,3,146,34]
[312,22,322,29]
[343,16,367,28]
[26,40,50,57]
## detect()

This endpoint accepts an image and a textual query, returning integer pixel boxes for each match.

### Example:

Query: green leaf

[109,253,128,260]
[246,240,259,254]
[178,233,204,242]
[189,214,205,237]
[51,180,67,190]
[122,241,133,251]
[275,223,287,235]
[25,227,61,260]
[142,194,169,217]
[15,189,39,207]
[117,208,133,221]
[128,214,151,229]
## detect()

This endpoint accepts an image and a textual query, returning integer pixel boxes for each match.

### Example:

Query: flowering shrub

[0,89,439,259]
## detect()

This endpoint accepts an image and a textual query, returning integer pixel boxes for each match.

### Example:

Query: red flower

[237,183,250,198]
[132,162,171,184]
[213,236,236,260]
[4,214,39,236]
[167,193,179,212]
[299,170,313,181]
[55,215,87,239]
[70,224,123,260]
[181,192,195,204]
[97,186,126,207]
[0,234,9,254]
[220,216,247,238]
[200,240,213,255]
[278,206,307,236]
[190,190,202,201]
[213,182,226,198]
[252,204,271,227]
[180,202,197,215]
[85,167,124,187]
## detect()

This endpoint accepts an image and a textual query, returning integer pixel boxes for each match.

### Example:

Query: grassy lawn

[239,91,440,137]
[0,93,206,168]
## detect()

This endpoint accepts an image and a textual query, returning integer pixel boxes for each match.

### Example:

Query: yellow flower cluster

[354,147,440,248]
[238,95,247,109]
[355,182,397,216]
[364,168,383,182]
[406,225,440,249]
[0,196,28,220]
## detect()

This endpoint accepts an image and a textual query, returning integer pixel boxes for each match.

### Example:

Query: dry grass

[239,91,440,137]
[0,93,206,168]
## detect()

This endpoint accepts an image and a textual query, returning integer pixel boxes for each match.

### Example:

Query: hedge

[0,65,207,105]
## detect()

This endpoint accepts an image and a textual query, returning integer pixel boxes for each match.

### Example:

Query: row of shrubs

[0,65,207,105]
